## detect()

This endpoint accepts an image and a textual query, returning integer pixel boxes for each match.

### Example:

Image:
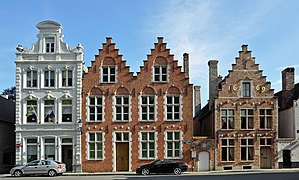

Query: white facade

[277,99,299,167]
[15,20,83,172]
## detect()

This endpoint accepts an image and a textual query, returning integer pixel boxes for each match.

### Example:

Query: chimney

[282,67,295,91]
[183,53,189,78]
[208,60,219,109]
[194,85,201,115]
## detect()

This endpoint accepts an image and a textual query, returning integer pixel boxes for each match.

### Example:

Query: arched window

[114,87,130,122]
[87,87,105,122]
[140,87,156,121]
[165,86,181,121]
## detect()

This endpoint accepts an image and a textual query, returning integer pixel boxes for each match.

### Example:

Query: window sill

[164,119,181,122]
[87,159,104,161]
[139,120,156,123]
[240,160,254,163]
[86,121,103,123]
[100,82,116,84]
[139,158,156,160]
[220,161,235,163]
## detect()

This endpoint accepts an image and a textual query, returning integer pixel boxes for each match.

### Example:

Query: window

[115,132,129,142]
[62,70,72,87]
[88,132,103,160]
[242,82,251,97]
[46,38,55,53]
[102,67,116,83]
[221,139,234,161]
[166,96,180,121]
[141,96,155,121]
[44,70,55,87]
[44,100,55,123]
[27,70,37,88]
[241,138,254,161]
[44,138,55,160]
[115,96,129,121]
[27,100,37,123]
[241,109,254,129]
[27,139,38,162]
[140,132,155,159]
[166,131,181,158]
[87,96,103,122]
[154,66,167,82]
[259,109,272,129]
[221,109,234,129]
[62,100,72,122]
[260,138,272,146]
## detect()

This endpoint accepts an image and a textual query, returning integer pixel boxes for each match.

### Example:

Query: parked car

[10,160,66,177]
[136,159,188,175]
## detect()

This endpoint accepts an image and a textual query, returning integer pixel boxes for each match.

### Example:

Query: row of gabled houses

[1,20,297,173]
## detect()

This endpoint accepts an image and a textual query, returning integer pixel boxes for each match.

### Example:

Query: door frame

[260,147,272,169]
[113,131,131,172]
[60,137,73,172]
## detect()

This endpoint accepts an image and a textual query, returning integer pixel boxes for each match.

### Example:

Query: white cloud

[146,0,278,103]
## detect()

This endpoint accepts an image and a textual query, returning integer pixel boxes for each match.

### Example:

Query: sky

[1,0,299,105]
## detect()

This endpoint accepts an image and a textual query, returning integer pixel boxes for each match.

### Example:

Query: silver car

[10,160,66,177]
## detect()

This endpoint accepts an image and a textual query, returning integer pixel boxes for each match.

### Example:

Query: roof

[0,96,15,124]
[275,83,299,110]
[36,20,62,30]
[194,102,211,120]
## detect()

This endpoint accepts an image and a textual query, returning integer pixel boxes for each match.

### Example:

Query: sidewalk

[1,168,299,177]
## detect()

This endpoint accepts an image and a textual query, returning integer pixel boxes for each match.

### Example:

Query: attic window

[242,82,251,97]
[45,38,55,53]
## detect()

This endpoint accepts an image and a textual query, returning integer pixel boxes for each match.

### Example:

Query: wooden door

[260,147,272,169]
[116,142,129,171]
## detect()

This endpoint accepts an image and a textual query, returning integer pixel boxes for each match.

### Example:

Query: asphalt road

[1,172,299,180]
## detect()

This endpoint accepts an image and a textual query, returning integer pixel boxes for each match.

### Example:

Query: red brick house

[194,45,278,170]
[81,37,193,172]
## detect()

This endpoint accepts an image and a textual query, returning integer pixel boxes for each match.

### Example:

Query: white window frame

[165,131,182,159]
[240,138,254,161]
[61,99,72,123]
[44,138,55,160]
[61,70,73,87]
[139,131,156,159]
[139,95,156,122]
[44,70,55,88]
[221,138,235,162]
[259,109,272,129]
[101,66,116,83]
[44,99,55,123]
[87,96,104,122]
[165,95,181,121]
[26,138,38,163]
[113,96,130,122]
[87,132,104,160]
[45,37,55,53]
[26,70,38,88]
[240,109,254,130]
[26,100,38,123]
[221,109,234,130]
[153,65,168,82]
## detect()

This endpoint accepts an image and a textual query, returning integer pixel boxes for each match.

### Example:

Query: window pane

[167,132,172,140]
[174,132,180,140]
[222,147,227,161]
[174,97,179,104]
[142,97,147,104]
[149,133,154,140]
[142,133,147,141]
[167,97,172,104]
[110,67,115,74]
[89,133,95,141]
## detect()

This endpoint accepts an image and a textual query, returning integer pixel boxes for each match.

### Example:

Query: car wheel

[141,168,150,175]
[13,170,23,177]
[174,168,182,175]
[48,169,57,177]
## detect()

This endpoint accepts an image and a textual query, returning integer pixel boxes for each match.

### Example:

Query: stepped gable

[83,37,134,92]
[136,37,188,84]
[218,45,274,97]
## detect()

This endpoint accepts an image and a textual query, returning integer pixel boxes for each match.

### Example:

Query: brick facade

[195,45,278,170]
[81,37,193,172]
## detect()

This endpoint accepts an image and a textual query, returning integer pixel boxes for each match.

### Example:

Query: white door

[198,151,209,171]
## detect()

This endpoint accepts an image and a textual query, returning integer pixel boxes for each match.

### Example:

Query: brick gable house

[81,37,193,172]
[194,45,278,170]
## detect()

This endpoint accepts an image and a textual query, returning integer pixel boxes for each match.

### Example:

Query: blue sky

[1,0,299,104]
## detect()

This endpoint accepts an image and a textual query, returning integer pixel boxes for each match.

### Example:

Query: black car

[136,160,188,175]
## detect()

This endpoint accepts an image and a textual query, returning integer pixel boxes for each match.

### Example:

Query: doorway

[260,147,272,169]
[62,145,73,172]
[198,151,209,171]
[116,142,129,171]
[283,150,291,168]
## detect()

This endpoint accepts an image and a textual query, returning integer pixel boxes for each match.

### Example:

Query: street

[1,172,299,180]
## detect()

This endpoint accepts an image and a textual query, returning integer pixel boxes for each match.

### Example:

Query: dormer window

[45,38,55,53]
[242,82,251,97]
